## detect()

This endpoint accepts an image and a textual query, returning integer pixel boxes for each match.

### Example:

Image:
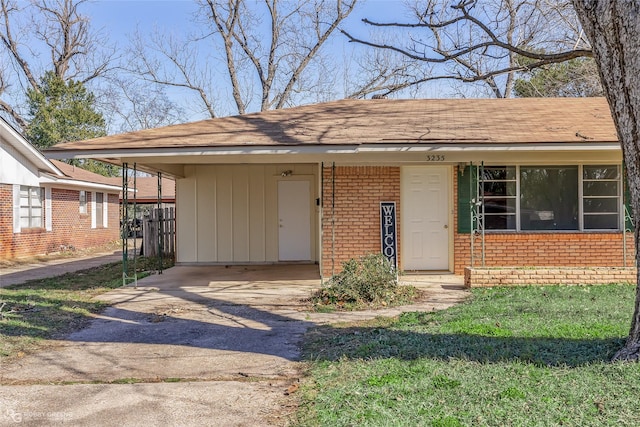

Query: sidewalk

[0,250,123,288]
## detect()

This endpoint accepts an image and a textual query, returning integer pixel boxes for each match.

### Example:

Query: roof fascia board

[44,142,620,160]
[39,175,121,192]
[1,119,63,176]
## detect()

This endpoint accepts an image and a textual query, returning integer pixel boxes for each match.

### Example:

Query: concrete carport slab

[0,265,467,426]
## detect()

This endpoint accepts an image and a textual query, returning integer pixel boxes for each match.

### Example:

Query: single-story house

[44,97,636,284]
[0,116,121,260]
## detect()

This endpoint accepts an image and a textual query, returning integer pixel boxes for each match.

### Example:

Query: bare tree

[342,0,591,98]
[100,76,187,133]
[572,0,640,362]
[0,0,115,130]
[128,0,360,117]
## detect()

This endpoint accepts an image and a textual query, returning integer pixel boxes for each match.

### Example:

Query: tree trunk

[572,0,640,361]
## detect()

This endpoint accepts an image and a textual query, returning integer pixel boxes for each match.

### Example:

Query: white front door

[278,180,311,261]
[402,166,450,270]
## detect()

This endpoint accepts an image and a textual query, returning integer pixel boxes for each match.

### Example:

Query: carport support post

[157,172,163,274]
[122,163,129,283]
[121,163,138,287]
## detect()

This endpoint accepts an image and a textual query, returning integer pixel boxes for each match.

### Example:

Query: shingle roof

[51,160,121,186]
[122,176,175,201]
[46,98,618,153]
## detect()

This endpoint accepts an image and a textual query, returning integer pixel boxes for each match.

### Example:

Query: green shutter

[457,166,477,233]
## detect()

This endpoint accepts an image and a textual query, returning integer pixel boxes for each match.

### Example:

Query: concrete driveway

[0,265,467,426]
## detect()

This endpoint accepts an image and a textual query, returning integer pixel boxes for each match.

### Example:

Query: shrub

[313,253,416,310]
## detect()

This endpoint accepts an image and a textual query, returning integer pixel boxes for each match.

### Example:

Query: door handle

[444,224,448,229]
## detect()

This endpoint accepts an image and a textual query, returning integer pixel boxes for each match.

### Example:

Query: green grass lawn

[0,257,172,359]
[297,284,640,427]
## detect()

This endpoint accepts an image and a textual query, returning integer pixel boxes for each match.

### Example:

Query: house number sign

[380,202,398,269]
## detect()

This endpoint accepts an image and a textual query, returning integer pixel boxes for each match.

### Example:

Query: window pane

[520,166,578,230]
[31,216,42,228]
[583,181,618,196]
[484,198,516,214]
[30,191,42,207]
[584,214,619,229]
[483,181,516,196]
[584,198,619,213]
[20,217,30,228]
[484,198,516,230]
[483,166,516,180]
[485,214,516,230]
[583,166,619,180]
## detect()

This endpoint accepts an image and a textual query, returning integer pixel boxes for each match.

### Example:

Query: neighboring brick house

[45,98,635,282]
[0,117,121,260]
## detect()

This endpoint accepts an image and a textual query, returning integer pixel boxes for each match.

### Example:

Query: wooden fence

[142,207,175,257]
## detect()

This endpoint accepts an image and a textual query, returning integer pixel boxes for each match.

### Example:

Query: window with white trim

[19,186,43,229]
[583,165,620,230]
[480,165,621,231]
[95,192,104,227]
[482,166,517,230]
[79,190,87,214]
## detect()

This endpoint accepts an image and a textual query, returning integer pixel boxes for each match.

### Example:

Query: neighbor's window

[482,166,517,230]
[95,192,104,227]
[520,166,579,230]
[583,165,620,230]
[79,190,87,214]
[19,186,43,229]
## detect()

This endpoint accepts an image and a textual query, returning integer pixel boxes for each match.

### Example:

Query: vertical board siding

[177,164,318,264]
[232,166,250,261]
[196,166,216,262]
[216,166,234,262]
[176,168,197,262]
[249,166,266,261]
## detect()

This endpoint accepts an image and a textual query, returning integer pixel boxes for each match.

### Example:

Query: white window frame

[91,191,97,229]
[480,164,622,232]
[15,185,44,231]
[91,192,108,229]
[102,193,108,228]
[79,190,87,214]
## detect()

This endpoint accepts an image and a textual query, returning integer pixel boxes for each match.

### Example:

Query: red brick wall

[317,166,635,278]
[452,167,636,275]
[321,166,400,277]
[465,267,637,287]
[0,184,120,260]
[0,185,13,260]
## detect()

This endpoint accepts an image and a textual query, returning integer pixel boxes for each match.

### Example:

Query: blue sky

[86,0,405,49]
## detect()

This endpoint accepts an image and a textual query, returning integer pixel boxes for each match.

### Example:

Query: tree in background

[0,0,115,131]
[128,0,361,117]
[26,71,117,176]
[513,57,603,98]
[26,71,105,149]
[342,0,591,98]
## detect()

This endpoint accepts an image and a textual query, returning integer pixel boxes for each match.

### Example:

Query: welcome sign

[380,202,398,269]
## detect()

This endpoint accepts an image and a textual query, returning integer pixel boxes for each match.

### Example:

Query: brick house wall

[318,165,635,278]
[0,184,119,260]
[321,166,400,277]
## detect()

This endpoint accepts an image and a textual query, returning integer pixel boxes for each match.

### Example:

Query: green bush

[313,253,416,310]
